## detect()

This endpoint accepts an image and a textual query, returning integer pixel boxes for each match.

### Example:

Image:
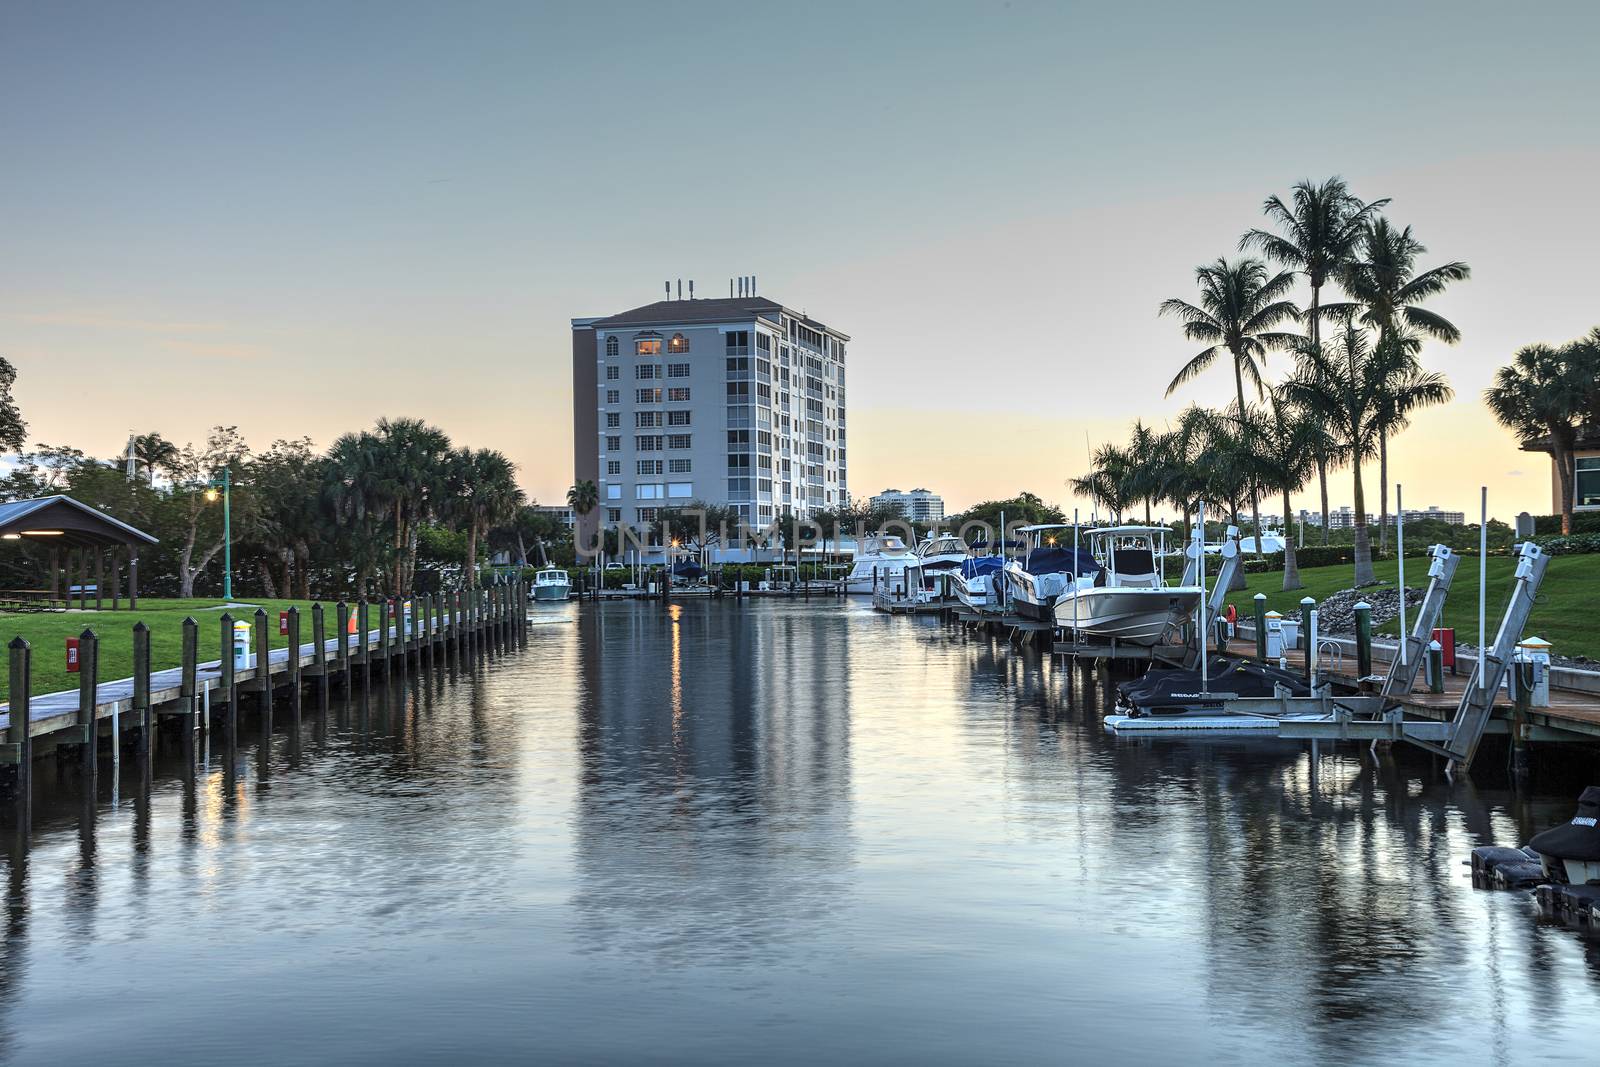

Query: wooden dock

[1,582,528,775]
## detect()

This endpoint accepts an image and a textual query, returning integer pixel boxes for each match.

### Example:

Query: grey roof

[1519,425,1600,453]
[587,296,849,340]
[0,495,159,545]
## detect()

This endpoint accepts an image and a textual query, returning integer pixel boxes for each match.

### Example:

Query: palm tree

[325,429,388,597]
[131,432,181,487]
[370,417,452,595]
[1241,177,1388,533]
[1486,337,1600,534]
[1071,442,1135,522]
[1331,218,1470,549]
[1285,323,1449,586]
[1160,257,1301,559]
[449,449,524,588]
[1249,397,1320,591]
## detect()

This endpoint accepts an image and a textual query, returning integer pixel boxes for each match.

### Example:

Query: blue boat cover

[960,556,1006,578]
[672,560,706,578]
[1020,546,1100,577]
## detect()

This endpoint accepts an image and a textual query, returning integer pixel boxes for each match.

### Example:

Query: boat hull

[1056,587,1200,644]
[532,585,570,602]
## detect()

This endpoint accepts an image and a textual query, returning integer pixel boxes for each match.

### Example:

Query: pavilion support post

[129,547,139,611]
[49,546,59,602]
[62,550,73,610]
[95,549,104,611]
[111,547,122,610]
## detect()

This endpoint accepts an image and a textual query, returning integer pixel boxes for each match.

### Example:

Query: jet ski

[1114,656,1311,718]
[1528,787,1600,885]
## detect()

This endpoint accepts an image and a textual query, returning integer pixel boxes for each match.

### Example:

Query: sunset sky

[3,1,1595,521]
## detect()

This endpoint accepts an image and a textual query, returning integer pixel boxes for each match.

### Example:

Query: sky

[2,0,1596,522]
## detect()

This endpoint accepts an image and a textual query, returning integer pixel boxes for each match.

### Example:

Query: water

[2,600,1597,1064]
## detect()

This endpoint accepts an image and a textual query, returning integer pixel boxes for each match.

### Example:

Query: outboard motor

[1528,786,1600,884]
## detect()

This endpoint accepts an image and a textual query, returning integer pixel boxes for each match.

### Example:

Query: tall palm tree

[1249,396,1320,591]
[325,429,389,597]
[449,449,524,588]
[1331,218,1470,550]
[1241,177,1388,533]
[1160,257,1301,560]
[371,417,452,595]
[1486,338,1600,534]
[1285,323,1450,586]
[131,432,181,487]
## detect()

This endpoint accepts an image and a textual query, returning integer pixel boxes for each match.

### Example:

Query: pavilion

[0,495,158,611]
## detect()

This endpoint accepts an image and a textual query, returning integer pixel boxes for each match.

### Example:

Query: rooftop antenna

[664,281,670,301]
[689,280,695,300]
[677,278,682,300]
[751,274,756,296]
[729,278,734,298]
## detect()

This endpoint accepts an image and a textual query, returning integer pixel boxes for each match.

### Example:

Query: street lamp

[206,467,233,601]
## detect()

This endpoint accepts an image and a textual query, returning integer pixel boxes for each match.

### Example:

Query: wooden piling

[286,606,302,727]
[220,612,237,748]
[180,616,198,768]
[335,601,350,685]
[358,599,371,688]
[132,621,152,768]
[1299,597,1315,684]
[254,608,272,741]
[1354,601,1373,680]
[77,628,98,779]
[378,599,391,669]
[6,638,32,802]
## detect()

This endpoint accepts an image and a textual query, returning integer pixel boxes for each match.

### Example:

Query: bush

[1532,512,1600,535]
[1532,532,1600,556]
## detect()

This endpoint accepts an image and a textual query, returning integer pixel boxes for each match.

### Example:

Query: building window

[669,458,692,474]
[635,364,660,380]
[607,460,621,476]
[667,434,692,449]
[635,484,664,500]
[667,387,691,402]
[668,482,693,498]
[605,435,621,451]
[637,460,663,476]
[605,389,619,404]
[668,363,691,378]
[635,411,662,428]
[668,333,689,353]
[606,412,620,429]
[606,484,622,500]
[667,410,692,426]
[605,365,620,381]
[1578,457,1600,507]
[756,333,771,355]
[637,507,658,523]
[636,388,661,404]
[606,508,621,523]
[636,435,663,451]
[725,330,750,355]
[636,337,662,356]
[605,336,618,357]
[726,381,749,400]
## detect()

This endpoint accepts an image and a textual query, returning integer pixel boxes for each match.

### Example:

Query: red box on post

[279,611,289,636]
[66,636,80,673]
[1431,627,1456,671]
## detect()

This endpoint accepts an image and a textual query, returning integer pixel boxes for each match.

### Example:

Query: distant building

[571,285,849,547]
[1302,504,1465,528]
[869,487,944,524]
[530,504,575,528]
[1399,506,1466,526]
[1520,426,1600,515]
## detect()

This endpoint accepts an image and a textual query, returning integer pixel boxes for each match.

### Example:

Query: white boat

[531,567,571,602]
[1055,525,1201,645]
[1205,527,1285,554]
[845,534,919,595]
[999,525,1096,624]
[952,555,1006,615]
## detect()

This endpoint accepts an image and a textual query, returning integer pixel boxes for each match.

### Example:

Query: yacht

[1054,525,1201,644]
[531,567,571,602]
[999,525,1099,623]
[845,534,919,594]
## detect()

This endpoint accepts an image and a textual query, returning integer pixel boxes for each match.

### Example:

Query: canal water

[2,599,1597,1064]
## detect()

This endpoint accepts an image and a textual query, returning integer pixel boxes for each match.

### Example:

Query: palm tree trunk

[1352,451,1374,586]
[1281,486,1302,591]
[1317,458,1330,545]
[1232,355,1265,562]
[1554,441,1575,535]
[1378,432,1390,556]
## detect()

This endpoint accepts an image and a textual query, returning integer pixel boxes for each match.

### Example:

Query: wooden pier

[0,580,529,780]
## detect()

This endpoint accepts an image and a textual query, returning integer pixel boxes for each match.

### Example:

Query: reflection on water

[0,600,1597,1064]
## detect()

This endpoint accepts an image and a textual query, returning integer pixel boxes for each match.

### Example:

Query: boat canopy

[1014,523,1076,533]
[1088,525,1172,539]
[1020,546,1100,577]
[672,559,706,578]
[960,556,1006,578]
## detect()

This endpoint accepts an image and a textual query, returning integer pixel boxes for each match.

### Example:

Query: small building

[0,494,159,609]
[1521,427,1600,515]
[869,487,944,524]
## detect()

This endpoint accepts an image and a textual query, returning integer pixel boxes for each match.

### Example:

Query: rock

[1307,583,1426,635]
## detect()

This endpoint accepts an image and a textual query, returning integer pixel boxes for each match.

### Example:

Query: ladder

[1406,545,1549,771]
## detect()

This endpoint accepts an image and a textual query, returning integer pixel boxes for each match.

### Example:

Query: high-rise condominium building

[572,287,848,545]
[869,487,945,524]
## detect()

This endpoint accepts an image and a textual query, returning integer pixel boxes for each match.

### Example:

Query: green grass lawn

[1222,554,1600,661]
[0,598,322,700]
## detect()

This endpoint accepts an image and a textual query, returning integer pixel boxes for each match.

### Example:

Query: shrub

[1532,512,1600,535]
[1532,532,1600,556]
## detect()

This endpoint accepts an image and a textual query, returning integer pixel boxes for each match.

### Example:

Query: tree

[325,429,389,597]
[244,438,325,598]
[0,357,26,454]
[130,432,181,486]
[1241,177,1387,534]
[1330,218,1470,550]
[1249,396,1320,591]
[170,426,250,597]
[1161,257,1301,560]
[447,448,523,588]
[372,417,453,595]
[1486,335,1600,534]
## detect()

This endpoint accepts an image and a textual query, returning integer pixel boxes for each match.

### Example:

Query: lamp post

[205,467,233,601]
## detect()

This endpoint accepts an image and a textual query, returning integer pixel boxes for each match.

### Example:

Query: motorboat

[914,534,968,574]
[953,554,1006,615]
[531,567,571,602]
[846,534,919,594]
[999,525,1099,624]
[1205,526,1285,554]
[1054,525,1202,644]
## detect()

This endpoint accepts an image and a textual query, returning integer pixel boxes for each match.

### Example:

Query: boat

[1055,525,1202,645]
[845,534,919,595]
[953,554,1006,615]
[531,567,571,602]
[1205,526,1285,554]
[999,525,1099,624]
